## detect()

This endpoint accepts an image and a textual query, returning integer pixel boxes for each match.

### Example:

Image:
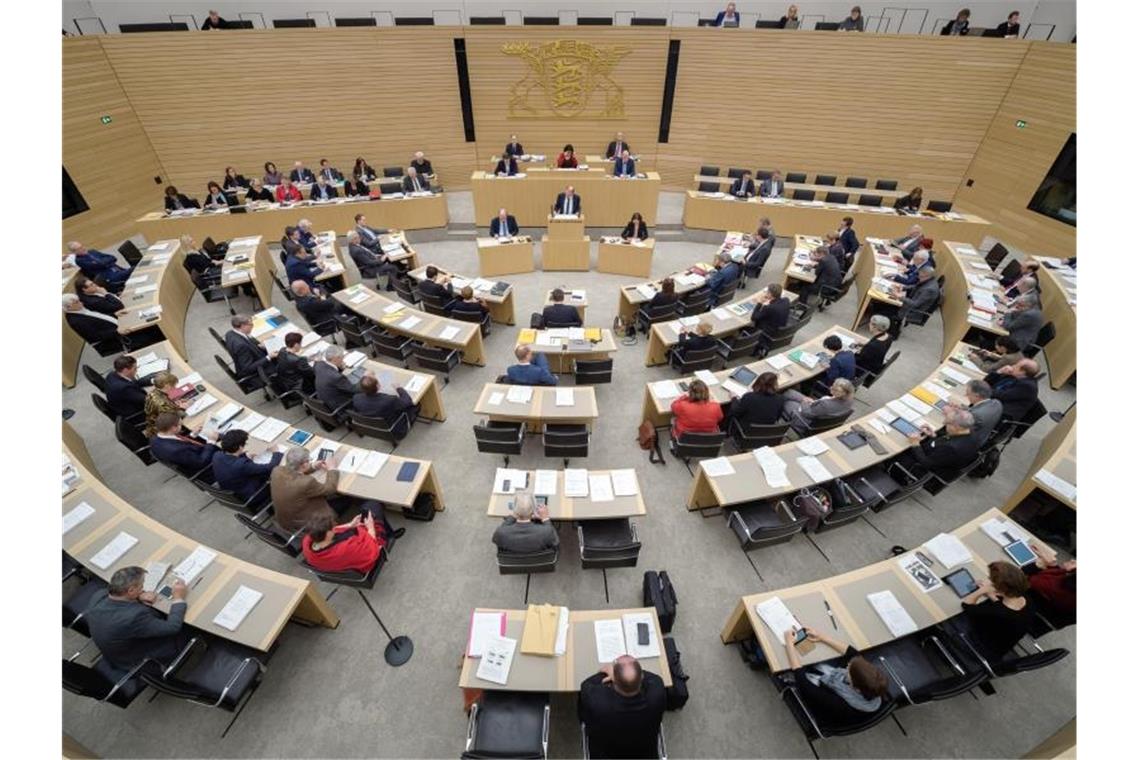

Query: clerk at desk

[613,150,637,178]
[553,185,582,216]
[490,208,519,238]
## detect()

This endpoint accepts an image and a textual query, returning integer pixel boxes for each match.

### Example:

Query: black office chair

[775,672,897,759]
[63,576,108,636]
[114,415,156,465]
[329,314,366,349]
[669,431,726,475]
[382,166,403,178]
[369,330,418,368]
[412,344,461,384]
[81,364,107,393]
[850,462,933,513]
[712,287,737,307]
[698,182,721,193]
[869,633,987,707]
[923,456,984,495]
[927,200,954,213]
[786,172,807,183]
[139,637,267,737]
[117,240,144,268]
[794,408,854,438]
[89,333,126,357]
[636,302,677,334]
[379,181,402,195]
[270,275,294,304]
[234,508,302,557]
[63,658,148,709]
[668,345,718,374]
[792,189,815,201]
[572,359,613,384]
[347,409,415,451]
[214,354,264,395]
[818,272,856,310]
[193,477,271,515]
[674,292,711,317]
[186,261,236,315]
[825,192,849,204]
[726,167,746,179]
[462,691,550,760]
[89,392,117,425]
[756,169,773,180]
[419,292,451,317]
[258,364,306,410]
[1023,321,1056,361]
[391,276,421,306]
[577,519,641,603]
[875,179,898,191]
[858,194,883,207]
[855,350,900,391]
[497,547,559,605]
[815,175,836,186]
[985,242,1010,271]
[714,331,761,368]
[727,499,808,551]
[729,419,791,452]
[453,307,492,337]
[844,177,868,188]
[301,394,350,432]
[542,424,589,465]
[699,165,720,176]
[473,421,526,466]
[207,326,228,351]
[744,244,774,280]
[758,309,812,357]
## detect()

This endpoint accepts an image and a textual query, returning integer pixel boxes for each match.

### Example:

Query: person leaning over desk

[315,344,370,411]
[782,626,889,724]
[968,335,1023,373]
[556,144,579,169]
[725,371,786,427]
[447,285,491,324]
[418,265,454,301]
[622,212,649,241]
[893,187,923,213]
[270,447,355,533]
[84,566,189,677]
[646,277,678,309]
[896,407,982,479]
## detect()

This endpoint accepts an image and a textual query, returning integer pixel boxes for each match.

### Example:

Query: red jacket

[276,185,303,203]
[1028,567,1076,615]
[671,397,724,437]
[302,525,384,574]
[556,154,578,168]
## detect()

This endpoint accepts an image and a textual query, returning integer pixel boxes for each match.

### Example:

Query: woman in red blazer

[302,511,402,574]
[275,178,303,203]
[556,144,579,169]
[670,379,724,439]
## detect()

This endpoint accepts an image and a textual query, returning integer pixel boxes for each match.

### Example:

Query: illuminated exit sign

[1015,120,1027,128]
[100,115,112,125]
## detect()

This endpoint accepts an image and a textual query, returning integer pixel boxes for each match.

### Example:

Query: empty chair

[473,421,526,466]
[370,330,417,368]
[815,175,837,186]
[235,511,302,558]
[714,331,761,368]
[497,547,559,605]
[382,166,403,178]
[208,326,227,350]
[874,179,898,190]
[63,576,108,635]
[115,415,156,465]
[573,359,613,384]
[727,167,747,179]
[631,17,667,26]
[858,194,883,207]
[926,200,953,213]
[83,363,108,392]
[818,271,856,310]
[850,462,933,513]
[998,259,1024,284]
[814,479,873,532]
[577,519,641,602]
[391,276,421,305]
[90,392,117,425]
[792,189,815,201]
[191,476,269,515]
[462,691,550,760]
[334,314,370,349]
[420,292,451,317]
[214,354,262,395]
[668,345,717,374]
[729,419,791,452]
[636,302,676,334]
[825,192,849,204]
[727,499,808,550]
[185,260,235,314]
[117,240,144,268]
[699,165,720,176]
[674,292,711,317]
[868,632,987,706]
[698,181,721,193]
[271,273,294,302]
[985,242,1010,271]
[63,659,147,709]
[844,177,868,188]
[922,455,984,495]
[543,423,589,465]
[669,430,726,475]
[347,409,415,451]
[412,343,461,384]
[301,394,349,432]
[1023,321,1056,360]
[523,16,558,25]
[379,181,402,195]
[452,307,492,337]
[786,172,807,183]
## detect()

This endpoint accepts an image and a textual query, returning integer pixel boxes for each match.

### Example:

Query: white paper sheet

[755,597,799,638]
[467,611,506,657]
[721,378,748,398]
[398,315,422,330]
[90,532,138,570]
[589,474,615,502]
[622,612,662,659]
[1035,469,1076,502]
[213,585,263,631]
[924,533,974,568]
[594,619,627,663]
[701,457,736,477]
[766,353,793,371]
[900,394,934,416]
[555,388,574,407]
[694,369,719,386]
[476,636,517,685]
[440,325,461,341]
[941,367,972,385]
[651,380,681,399]
[356,451,389,478]
[610,469,639,497]
[506,386,533,404]
[533,469,559,496]
[250,416,289,442]
[338,448,367,474]
[63,502,95,534]
[867,590,918,637]
[229,412,266,433]
[493,467,528,493]
[174,545,217,584]
[564,468,589,497]
[554,606,570,656]
[796,438,830,456]
[980,517,1030,546]
[184,393,218,418]
[487,392,505,406]
[797,456,832,483]
[404,375,427,393]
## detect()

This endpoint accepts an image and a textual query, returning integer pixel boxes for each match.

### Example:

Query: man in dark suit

[760,171,785,198]
[353,213,392,253]
[808,245,842,302]
[104,355,149,420]
[289,161,316,184]
[579,655,667,759]
[730,170,756,198]
[224,315,275,378]
[745,228,775,274]
[285,248,324,291]
[490,208,519,238]
[352,375,418,438]
[317,158,343,182]
[212,429,281,506]
[984,358,1039,422]
[891,249,933,289]
[504,135,524,156]
[309,175,339,201]
[67,241,132,287]
[750,283,791,355]
[346,231,402,287]
[291,280,342,329]
[553,185,581,216]
[889,267,940,337]
[84,566,189,676]
[149,412,219,477]
[494,152,518,177]
[542,289,582,327]
[613,150,637,178]
[492,493,558,553]
[605,132,630,159]
[892,225,925,259]
[62,294,120,346]
[898,408,982,480]
[999,295,1044,351]
[296,219,318,251]
[839,216,860,256]
[315,345,371,411]
[418,265,454,302]
[402,167,430,193]
[75,276,124,315]
[275,332,317,394]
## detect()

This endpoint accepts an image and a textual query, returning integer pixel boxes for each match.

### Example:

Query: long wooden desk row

[617,260,718,323]
[683,190,992,247]
[474,383,599,433]
[63,421,339,652]
[472,170,661,227]
[937,240,1009,361]
[1003,406,1076,513]
[686,343,987,511]
[692,173,909,200]
[134,342,446,510]
[515,327,617,374]
[137,192,449,242]
[719,508,1057,672]
[642,324,863,428]
[850,237,907,329]
[1030,256,1077,390]
[645,290,800,367]
[486,468,646,521]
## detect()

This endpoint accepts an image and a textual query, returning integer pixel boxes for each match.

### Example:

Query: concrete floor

[63,192,1075,758]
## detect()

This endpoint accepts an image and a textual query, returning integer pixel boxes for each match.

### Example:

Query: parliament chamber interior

[51,2,1090,758]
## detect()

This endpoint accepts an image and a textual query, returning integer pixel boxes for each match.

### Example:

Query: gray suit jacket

[492,518,559,554]
[968,398,1003,447]
[84,593,187,674]
[1001,308,1043,350]
[898,279,940,323]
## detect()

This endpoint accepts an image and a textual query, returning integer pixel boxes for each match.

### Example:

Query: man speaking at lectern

[553,185,582,216]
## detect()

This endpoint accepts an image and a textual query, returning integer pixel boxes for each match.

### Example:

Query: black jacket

[275,350,316,394]
[149,435,218,477]
[245,186,273,202]
[553,192,582,215]
[79,292,123,316]
[164,194,199,211]
[730,178,756,198]
[224,330,270,378]
[622,221,649,240]
[542,303,582,327]
[727,391,786,426]
[296,293,339,328]
[343,179,370,197]
[352,388,416,436]
[855,334,893,375]
[676,332,717,357]
[84,594,188,675]
[314,361,358,410]
[402,174,430,193]
[309,183,339,201]
[814,254,843,291]
[418,279,453,302]
[104,371,148,419]
[494,158,518,176]
[751,297,790,334]
[908,432,980,478]
[66,312,119,344]
[490,216,519,237]
[984,371,1039,422]
[605,140,631,159]
[290,167,316,183]
[578,671,666,759]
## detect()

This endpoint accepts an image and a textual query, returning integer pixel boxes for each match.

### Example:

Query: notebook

[396,462,420,482]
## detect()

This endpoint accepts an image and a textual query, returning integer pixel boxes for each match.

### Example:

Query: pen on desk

[190,576,204,591]
[824,600,837,630]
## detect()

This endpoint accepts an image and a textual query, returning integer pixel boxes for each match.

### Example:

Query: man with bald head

[490,208,518,238]
[66,241,132,288]
[984,358,1040,422]
[506,344,557,386]
[579,654,667,758]
[290,160,315,184]
[410,151,434,179]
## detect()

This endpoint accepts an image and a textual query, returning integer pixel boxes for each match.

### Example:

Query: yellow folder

[585,328,602,342]
[910,387,939,406]
[518,329,537,345]
[519,603,559,656]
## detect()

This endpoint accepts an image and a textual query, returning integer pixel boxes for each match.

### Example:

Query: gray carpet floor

[62,192,1075,759]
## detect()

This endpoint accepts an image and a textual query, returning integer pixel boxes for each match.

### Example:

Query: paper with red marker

[468,611,507,657]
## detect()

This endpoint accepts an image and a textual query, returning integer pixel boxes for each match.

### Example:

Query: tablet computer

[287,429,314,446]
[890,417,920,437]
[942,567,979,598]
[1003,539,1036,568]
[730,366,758,387]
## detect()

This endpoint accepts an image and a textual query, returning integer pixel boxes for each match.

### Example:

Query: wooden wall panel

[659,30,1030,200]
[953,43,1075,258]
[464,27,669,169]
[97,28,477,202]
[62,37,166,249]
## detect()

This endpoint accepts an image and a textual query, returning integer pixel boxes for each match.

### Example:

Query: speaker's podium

[542,213,590,271]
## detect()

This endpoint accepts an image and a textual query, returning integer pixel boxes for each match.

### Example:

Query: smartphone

[792,627,808,644]
[317,449,334,462]
[637,622,650,646]
[158,585,173,598]
[501,479,511,492]
[915,550,933,568]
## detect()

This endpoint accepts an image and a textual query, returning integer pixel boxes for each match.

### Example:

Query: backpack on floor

[402,492,436,521]
[529,312,544,329]
[642,570,677,633]
[969,447,1002,479]
[663,637,689,710]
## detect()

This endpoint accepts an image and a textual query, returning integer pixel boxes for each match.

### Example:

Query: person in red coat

[301,511,403,574]
[275,177,303,204]
[670,379,724,439]
[1027,547,1076,622]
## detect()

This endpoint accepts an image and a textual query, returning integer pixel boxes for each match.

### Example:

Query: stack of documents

[467,611,507,657]
[923,533,973,568]
[533,469,559,496]
[63,502,95,535]
[700,457,735,478]
[867,591,918,637]
[356,451,389,478]
[796,456,832,484]
[755,597,799,638]
[476,636,518,685]
[520,604,563,656]
[594,613,661,662]
[754,447,791,487]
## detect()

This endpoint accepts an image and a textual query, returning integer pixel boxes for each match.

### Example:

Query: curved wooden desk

[850,237,905,329]
[1030,257,1076,390]
[645,291,799,367]
[407,265,517,325]
[1003,406,1076,513]
[938,241,1008,360]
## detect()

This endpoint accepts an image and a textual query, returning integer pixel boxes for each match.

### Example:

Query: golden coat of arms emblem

[501,40,631,119]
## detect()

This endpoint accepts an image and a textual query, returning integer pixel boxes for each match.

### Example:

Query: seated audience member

[715,2,741,26]
[999,259,1040,289]
[504,135,524,157]
[730,170,756,198]
[969,335,1023,373]
[354,213,391,252]
[556,144,579,169]
[494,152,518,177]
[68,241,132,286]
[1001,275,1038,305]
[674,321,717,359]
[896,408,981,479]
[646,278,679,310]
[706,252,741,296]
[318,158,342,182]
[605,131,630,159]
[783,626,889,724]
[353,157,377,181]
[956,380,1002,447]
[745,226,775,273]
[783,378,855,436]
[275,177,303,204]
[275,332,316,394]
[149,412,218,476]
[245,177,273,202]
[725,371,785,427]
[838,5,865,30]
[203,181,233,209]
[410,151,434,178]
[893,188,923,213]
[780,5,802,29]
[542,288,582,327]
[960,561,1036,660]
[941,8,971,35]
[225,315,275,379]
[887,267,940,337]
[296,219,318,250]
[163,185,198,211]
[310,175,338,201]
[854,315,894,375]
[839,216,860,257]
[347,230,402,287]
[507,344,558,386]
[402,166,430,193]
[999,294,1044,351]
[622,212,649,241]
[491,493,558,553]
[1026,551,1076,623]
[826,231,850,272]
[984,358,1040,422]
[820,335,856,386]
[490,208,519,237]
[285,247,325,290]
[808,245,842,302]
[211,429,281,505]
[63,293,119,346]
[418,265,454,301]
[613,149,637,178]
[760,172,784,198]
[554,185,581,215]
[352,375,417,438]
[996,10,1021,37]
[84,566,188,675]
[315,345,370,410]
[270,447,345,533]
[180,234,220,277]
[447,286,491,323]
[891,248,933,289]
[891,224,926,259]
[75,276,123,316]
[579,655,666,759]
[262,161,283,186]
[302,511,401,575]
[143,372,185,438]
[750,283,791,353]
[670,379,723,439]
[292,280,341,328]
[202,10,227,30]
[343,173,369,197]
[104,355,149,419]
[290,160,316,184]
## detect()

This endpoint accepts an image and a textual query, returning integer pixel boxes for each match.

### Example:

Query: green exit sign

[1015,120,1027,128]
[100,115,112,125]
